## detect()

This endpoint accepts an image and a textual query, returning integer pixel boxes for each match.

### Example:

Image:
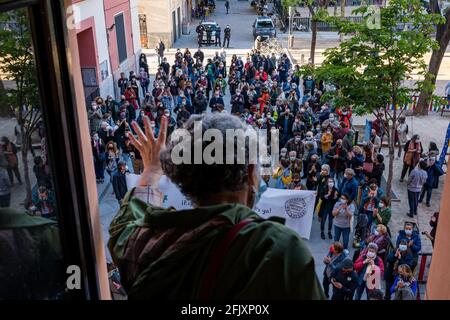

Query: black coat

[112,171,128,202]
[331,269,358,300]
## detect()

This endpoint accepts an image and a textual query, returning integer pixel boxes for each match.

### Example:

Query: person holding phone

[332,193,355,250]
[353,242,384,300]
[330,258,358,300]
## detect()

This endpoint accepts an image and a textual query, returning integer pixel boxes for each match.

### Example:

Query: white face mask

[379,203,385,209]
[373,230,379,236]
[328,182,334,188]
[399,244,407,252]
[367,251,376,259]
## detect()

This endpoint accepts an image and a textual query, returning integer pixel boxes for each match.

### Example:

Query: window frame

[0,0,110,300]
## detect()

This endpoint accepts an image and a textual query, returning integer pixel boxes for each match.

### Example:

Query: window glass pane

[115,13,127,64]
[0,8,66,299]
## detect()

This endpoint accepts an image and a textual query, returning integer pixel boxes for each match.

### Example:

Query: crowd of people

[83,42,444,300]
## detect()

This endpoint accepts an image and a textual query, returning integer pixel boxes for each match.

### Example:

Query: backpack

[393,285,415,300]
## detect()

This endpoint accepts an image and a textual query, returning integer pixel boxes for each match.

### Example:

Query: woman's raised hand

[128,116,168,187]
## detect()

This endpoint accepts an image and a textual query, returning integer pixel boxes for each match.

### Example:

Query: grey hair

[321,164,330,172]
[345,168,355,176]
[160,113,253,204]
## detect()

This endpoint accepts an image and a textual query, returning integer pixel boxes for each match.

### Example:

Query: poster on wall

[100,60,109,81]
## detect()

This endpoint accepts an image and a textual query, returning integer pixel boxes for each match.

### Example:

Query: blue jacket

[424,163,444,189]
[339,177,359,201]
[360,187,384,210]
[387,248,415,270]
[323,252,348,277]
[390,276,417,295]
[396,230,421,257]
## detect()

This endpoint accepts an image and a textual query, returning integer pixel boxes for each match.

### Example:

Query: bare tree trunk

[415,2,450,115]
[386,118,396,197]
[310,18,317,64]
[415,26,450,115]
[340,0,346,42]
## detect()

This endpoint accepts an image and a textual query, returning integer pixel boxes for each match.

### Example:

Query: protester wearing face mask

[423,211,439,247]
[88,101,103,134]
[354,242,384,300]
[209,91,225,112]
[306,154,321,190]
[329,258,358,300]
[318,177,339,240]
[400,134,423,182]
[373,197,391,228]
[332,193,355,250]
[284,131,305,163]
[320,127,333,154]
[361,179,384,224]
[279,147,288,161]
[407,160,428,217]
[273,158,293,190]
[292,116,306,137]
[322,242,347,299]
[385,241,416,300]
[339,168,358,202]
[92,133,106,184]
[326,139,348,188]
[395,223,421,264]
[287,173,306,190]
[303,141,317,179]
[418,155,444,207]
[390,264,417,300]
[322,113,339,130]
[110,113,325,299]
[360,224,389,262]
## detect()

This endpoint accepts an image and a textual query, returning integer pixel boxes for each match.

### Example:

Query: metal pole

[288,6,292,49]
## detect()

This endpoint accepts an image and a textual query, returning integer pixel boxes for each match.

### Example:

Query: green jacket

[109,188,325,300]
[0,208,64,299]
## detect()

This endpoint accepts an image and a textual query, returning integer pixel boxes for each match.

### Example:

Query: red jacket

[256,71,268,82]
[354,254,384,276]
[336,109,352,129]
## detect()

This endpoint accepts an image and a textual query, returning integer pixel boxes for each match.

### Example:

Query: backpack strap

[198,218,255,299]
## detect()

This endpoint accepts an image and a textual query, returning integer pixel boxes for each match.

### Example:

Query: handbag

[363,162,373,173]
[315,198,323,216]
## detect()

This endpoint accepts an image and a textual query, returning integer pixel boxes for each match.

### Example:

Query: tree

[340,0,345,42]
[415,0,450,115]
[315,0,442,196]
[0,9,41,207]
[283,0,331,64]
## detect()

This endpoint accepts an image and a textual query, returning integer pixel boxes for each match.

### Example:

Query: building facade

[138,0,192,50]
[72,0,141,104]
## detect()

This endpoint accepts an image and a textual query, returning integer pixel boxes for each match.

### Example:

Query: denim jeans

[334,225,351,249]
[419,185,432,205]
[408,190,420,215]
[320,210,333,233]
[354,282,368,300]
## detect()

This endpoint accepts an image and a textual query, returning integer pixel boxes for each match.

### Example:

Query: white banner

[126,175,315,239]
[254,188,316,240]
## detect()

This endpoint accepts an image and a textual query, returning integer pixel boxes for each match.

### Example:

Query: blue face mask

[399,244,407,252]
[405,229,412,236]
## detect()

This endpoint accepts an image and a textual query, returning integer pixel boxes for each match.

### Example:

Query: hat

[340,258,353,270]
[367,242,379,252]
